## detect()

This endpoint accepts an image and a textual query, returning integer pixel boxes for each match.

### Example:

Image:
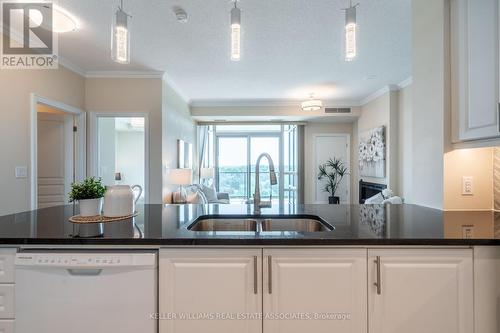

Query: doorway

[30,95,86,210]
[313,134,351,204]
[91,114,148,204]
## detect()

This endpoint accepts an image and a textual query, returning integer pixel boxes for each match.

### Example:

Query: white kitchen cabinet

[368,249,473,333]
[451,0,500,142]
[263,249,367,333]
[159,249,262,333]
[0,249,16,283]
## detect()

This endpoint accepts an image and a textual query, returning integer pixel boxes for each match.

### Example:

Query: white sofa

[185,184,230,204]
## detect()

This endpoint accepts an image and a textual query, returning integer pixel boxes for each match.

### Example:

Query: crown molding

[163,75,191,104]
[398,76,413,89]
[85,70,164,79]
[360,86,391,106]
[190,98,361,108]
[58,57,86,77]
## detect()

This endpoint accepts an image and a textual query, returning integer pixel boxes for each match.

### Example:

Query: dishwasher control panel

[15,252,156,267]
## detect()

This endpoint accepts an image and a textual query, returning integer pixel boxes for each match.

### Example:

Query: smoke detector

[173,7,188,23]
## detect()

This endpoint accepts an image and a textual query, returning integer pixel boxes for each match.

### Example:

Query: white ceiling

[55,0,412,104]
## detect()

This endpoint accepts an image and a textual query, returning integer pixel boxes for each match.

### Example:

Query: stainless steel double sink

[187,216,334,233]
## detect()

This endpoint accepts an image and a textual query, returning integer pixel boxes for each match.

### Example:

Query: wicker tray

[69,212,139,224]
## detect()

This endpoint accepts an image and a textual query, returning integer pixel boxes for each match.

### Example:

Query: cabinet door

[263,249,367,333]
[368,249,473,333]
[451,0,499,141]
[159,249,262,333]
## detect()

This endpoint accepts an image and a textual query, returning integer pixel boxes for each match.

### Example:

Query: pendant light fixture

[111,0,131,64]
[230,1,241,61]
[343,0,359,62]
[301,94,323,111]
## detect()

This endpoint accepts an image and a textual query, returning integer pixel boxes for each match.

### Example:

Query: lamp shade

[200,167,215,179]
[166,168,192,185]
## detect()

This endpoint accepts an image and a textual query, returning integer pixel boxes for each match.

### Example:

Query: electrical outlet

[462,176,474,196]
[15,166,28,179]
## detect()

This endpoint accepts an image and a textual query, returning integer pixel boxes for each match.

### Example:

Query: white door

[368,249,473,333]
[37,112,74,208]
[263,249,367,333]
[159,249,262,333]
[451,0,499,141]
[314,134,350,203]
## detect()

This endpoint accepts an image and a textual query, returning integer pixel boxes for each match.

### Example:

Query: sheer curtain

[197,125,209,183]
[297,125,305,204]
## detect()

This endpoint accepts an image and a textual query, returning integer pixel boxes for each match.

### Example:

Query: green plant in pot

[317,158,348,204]
[69,177,106,216]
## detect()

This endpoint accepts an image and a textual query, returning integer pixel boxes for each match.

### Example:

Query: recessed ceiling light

[30,4,80,33]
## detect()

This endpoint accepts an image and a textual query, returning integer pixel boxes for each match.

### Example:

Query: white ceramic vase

[103,185,142,217]
[78,198,103,217]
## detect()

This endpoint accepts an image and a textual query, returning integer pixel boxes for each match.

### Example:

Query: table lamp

[166,168,192,203]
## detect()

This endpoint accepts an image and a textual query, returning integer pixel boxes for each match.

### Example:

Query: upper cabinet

[451,0,500,142]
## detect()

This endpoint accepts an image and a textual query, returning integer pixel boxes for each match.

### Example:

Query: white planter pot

[78,198,103,217]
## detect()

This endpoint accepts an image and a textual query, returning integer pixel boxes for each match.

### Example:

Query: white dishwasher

[15,251,157,333]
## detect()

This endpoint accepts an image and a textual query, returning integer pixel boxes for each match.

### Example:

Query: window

[200,124,299,205]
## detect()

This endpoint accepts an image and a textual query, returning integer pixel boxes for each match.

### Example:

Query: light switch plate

[462,176,474,196]
[15,166,28,179]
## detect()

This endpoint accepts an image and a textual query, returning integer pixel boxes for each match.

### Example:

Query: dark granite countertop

[0,204,499,246]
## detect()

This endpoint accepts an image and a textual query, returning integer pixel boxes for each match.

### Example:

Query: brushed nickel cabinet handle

[253,256,258,295]
[268,255,272,294]
[374,256,381,295]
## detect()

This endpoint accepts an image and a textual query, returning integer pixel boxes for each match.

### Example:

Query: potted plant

[317,158,348,204]
[69,177,106,216]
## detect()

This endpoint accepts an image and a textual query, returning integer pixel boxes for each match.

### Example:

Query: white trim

[312,133,351,204]
[85,71,164,79]
[58,57,86,77]
[397,76,413,89]
[30,94,86,210]
[360,85,399,106]
[163,75,191,104]
[190,99,361,108]
[89,112,150,204]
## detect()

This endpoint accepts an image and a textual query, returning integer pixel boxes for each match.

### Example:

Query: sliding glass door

[216,137,248,200]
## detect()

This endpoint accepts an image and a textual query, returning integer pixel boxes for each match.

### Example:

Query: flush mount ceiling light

[173,7,189,23]
[111,0,132,64]
[29,4,79,33]
[301,94,323,111]
[343,0,359,62]
[230,0,241,61]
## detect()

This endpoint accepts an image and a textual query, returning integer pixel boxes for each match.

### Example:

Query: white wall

[304,122,354,204]
[0,66,85,215]
[398,84,413,202]
[85,78,163,203]
[411,0,449,209]
[162,78,197,203]
[444,148,494,210]
[355,90,399,189]
[116,130,145,191]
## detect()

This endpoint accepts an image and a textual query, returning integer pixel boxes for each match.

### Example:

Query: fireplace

[359,180,387,204]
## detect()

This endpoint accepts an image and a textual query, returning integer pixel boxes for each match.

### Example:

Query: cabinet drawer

[0,250,16,284]
[0,320,14,333]
[0,286,14,319]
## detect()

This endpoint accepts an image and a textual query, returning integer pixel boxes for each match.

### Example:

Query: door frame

[89,112,150,204]
[30,94,86,210]
[312,133,351,204]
